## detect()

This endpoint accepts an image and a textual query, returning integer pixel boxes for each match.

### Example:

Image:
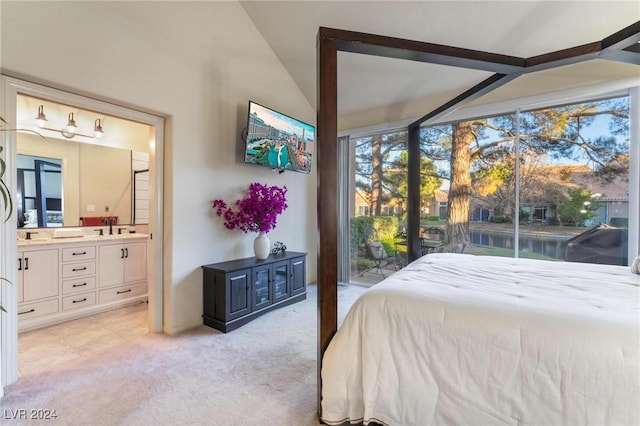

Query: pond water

[469,230,569,260]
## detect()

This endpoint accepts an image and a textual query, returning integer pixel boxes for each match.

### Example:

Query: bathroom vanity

[17,231,148,332]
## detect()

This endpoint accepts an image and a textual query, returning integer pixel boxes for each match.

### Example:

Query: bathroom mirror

[16,94,151,228]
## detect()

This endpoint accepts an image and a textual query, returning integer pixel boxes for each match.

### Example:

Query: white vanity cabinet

[61,245,97,312]
[17,248,60,321]
[98,242,147,288]
[98,241,147,304]
[17,235,149,332]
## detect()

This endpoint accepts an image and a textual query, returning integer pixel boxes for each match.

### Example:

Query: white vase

[254,232,271,260]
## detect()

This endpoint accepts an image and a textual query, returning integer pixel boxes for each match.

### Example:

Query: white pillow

[632,256,640,275]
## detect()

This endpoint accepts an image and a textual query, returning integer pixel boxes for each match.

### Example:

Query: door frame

[0,75,165,391]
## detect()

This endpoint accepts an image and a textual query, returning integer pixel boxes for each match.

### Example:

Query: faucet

[26,231,38,240]
[109,218,114,235]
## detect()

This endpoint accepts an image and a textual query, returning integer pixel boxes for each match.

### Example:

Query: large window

[347,94,631,284]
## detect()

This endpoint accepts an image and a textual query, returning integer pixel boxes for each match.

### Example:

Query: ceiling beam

[319,27,525,74]
[409,72,522,128]
[601,20,640,51]
[526,20,640,72]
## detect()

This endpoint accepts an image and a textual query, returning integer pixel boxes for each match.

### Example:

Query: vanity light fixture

[35,105,47,126]
[94,119,104,138]
[35,105,105,139]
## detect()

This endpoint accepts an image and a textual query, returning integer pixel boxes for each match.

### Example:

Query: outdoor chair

[393,232,408,269]
[360,239,396,278]
[421,226,445,255]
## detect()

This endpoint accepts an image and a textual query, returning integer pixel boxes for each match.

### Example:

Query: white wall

[1,2,318,333]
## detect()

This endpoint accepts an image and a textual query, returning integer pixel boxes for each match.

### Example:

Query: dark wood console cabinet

[202,251,307,332]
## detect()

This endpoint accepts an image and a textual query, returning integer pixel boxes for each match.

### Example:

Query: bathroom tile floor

[18,302,149,377]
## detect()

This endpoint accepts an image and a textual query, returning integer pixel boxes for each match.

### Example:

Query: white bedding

[321,254,640,426]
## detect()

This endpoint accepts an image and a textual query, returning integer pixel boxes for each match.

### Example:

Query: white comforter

[321,254,640,426]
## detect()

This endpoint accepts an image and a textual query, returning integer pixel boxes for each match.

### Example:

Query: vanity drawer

[99,283,147,303]
[62,292,96,311]
[17,299,59,320]
[62,276,97,295]
[62,261,96,278]
[62,246,96,262]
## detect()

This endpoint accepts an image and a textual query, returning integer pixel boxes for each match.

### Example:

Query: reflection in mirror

[16,94,152,228]
[17,154,62,228]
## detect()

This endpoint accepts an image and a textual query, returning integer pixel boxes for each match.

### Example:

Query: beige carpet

[1,284,367,426]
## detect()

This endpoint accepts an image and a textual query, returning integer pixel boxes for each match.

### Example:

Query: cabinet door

[124,242,147,283]
[23,249,59,301]
[226,269,251,320]
[252,264,273,311]
[98,244,126,287]
[272,260,290,303]
[291,257,306,296]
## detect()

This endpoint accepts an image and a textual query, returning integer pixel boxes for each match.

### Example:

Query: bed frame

[315,22,640,416]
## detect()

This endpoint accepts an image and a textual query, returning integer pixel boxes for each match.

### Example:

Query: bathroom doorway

[0,75,165,388]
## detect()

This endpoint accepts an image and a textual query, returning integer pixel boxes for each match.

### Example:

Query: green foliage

[350,216,399,255]
[385,151,442,208]
[354,130,443,216]
[519,208,529,222]
[548,216,561,226]
[610,217,628,228]
[557,188,600,226]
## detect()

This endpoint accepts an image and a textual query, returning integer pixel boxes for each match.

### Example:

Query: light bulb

[66,112,77,133]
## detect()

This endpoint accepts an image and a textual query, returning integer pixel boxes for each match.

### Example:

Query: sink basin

[53,228,84,238]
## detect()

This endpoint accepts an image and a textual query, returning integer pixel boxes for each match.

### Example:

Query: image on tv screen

[245,101,315,174]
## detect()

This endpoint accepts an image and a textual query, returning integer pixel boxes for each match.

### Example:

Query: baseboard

[163,317,203,335]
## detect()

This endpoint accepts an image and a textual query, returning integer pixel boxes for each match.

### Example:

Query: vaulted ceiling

[241,1,640,129]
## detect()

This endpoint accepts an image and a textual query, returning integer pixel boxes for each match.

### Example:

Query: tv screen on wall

[244,101,315,174]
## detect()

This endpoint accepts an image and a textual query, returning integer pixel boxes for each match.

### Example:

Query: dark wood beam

[526,21,640,71]
[600,21,640,66]
[410,72,522,128]
[407,123,421,262]
[316,30,338,420]
[601,20,640,51]
[525,42,602,72]
[319,27,525,74]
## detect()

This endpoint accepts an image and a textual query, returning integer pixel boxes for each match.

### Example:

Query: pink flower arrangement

[212,182,288,234]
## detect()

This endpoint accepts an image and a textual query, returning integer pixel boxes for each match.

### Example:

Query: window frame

[340,81,639,270]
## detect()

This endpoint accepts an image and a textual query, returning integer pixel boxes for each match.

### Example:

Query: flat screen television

[244,101,315,174]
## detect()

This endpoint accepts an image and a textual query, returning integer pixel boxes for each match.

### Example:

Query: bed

[320,254,640,426]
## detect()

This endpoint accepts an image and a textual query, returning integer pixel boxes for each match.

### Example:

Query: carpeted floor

[1,283,367,426]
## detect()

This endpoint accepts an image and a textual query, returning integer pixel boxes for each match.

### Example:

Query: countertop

[17,233,149,247]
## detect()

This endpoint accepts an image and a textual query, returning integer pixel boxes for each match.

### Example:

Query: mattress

[321,253,640,426]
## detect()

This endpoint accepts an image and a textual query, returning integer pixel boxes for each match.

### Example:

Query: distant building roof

[571,172,628,201]
[433,189,448,202]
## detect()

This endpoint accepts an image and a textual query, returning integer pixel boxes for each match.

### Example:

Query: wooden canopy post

[316,28,338,419]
